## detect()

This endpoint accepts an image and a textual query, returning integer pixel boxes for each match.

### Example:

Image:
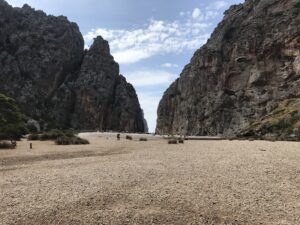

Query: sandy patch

[0,133,299,225]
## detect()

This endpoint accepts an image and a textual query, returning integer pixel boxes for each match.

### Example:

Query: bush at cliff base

[0,94,26,148]
[28,129,90,145]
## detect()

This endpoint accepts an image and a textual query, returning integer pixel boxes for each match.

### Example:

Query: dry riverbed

[0,133,299,225]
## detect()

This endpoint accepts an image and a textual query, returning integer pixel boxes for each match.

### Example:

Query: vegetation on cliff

[239,98,300,141]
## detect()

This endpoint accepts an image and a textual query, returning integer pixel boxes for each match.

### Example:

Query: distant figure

[117,133,120,140]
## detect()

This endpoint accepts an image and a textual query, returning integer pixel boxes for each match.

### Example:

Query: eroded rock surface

[238,98,300,141]
[72,37,144,131]
[156,0,300,138]
[0,0,145,132]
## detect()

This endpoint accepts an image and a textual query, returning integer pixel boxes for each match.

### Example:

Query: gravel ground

[0,133,299,225]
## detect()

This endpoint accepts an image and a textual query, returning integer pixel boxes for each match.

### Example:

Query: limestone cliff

[72,37,144,131]
[0,0,145,132]
[156,0,300,140]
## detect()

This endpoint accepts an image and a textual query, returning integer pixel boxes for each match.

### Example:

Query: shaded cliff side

[0,0,145,132]
[156,0,300,140]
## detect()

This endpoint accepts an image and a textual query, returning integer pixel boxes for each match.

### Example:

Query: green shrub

[25,123,39,133]
[39,133,52,141]
[239,99,300,140]
[40,130,61,140]
[126,135,133,140]
[0,141,16,149]
[39,129,75,141]
[55,136,89,145]
[168,139,178,144]
[0,94,25,141]
[73,137,89,145]
[27,129,88,145]
[139,138,148,141]
[27,134,40,141]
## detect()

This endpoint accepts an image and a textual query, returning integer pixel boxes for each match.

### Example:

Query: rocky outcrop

[239,98,300,141]
[156,0,300,139]
[72,37,144,131]
[0,0,145,132]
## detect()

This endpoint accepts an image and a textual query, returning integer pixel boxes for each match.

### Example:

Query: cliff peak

[89,36,111,56]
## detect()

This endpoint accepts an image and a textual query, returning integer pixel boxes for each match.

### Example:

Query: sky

[7,0,244,132]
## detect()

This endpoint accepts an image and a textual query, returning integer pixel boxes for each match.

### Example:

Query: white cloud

[205,0,228,11]
[113,49,151,64]
[205,10,218,20]
[192,8,202,19]
[83,5,222,64]
[83,0,230,64]
[161,63,179,68]
[126,70,177,87]
[84,18,210,64]
[213,1,228,10]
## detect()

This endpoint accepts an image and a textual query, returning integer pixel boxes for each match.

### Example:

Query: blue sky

[7,0,244,132]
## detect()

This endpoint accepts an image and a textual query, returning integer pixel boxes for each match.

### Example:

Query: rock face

[72,37,144,131]
[239,98,300,141]
[0,0,145,132]
[156,0,300,138]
